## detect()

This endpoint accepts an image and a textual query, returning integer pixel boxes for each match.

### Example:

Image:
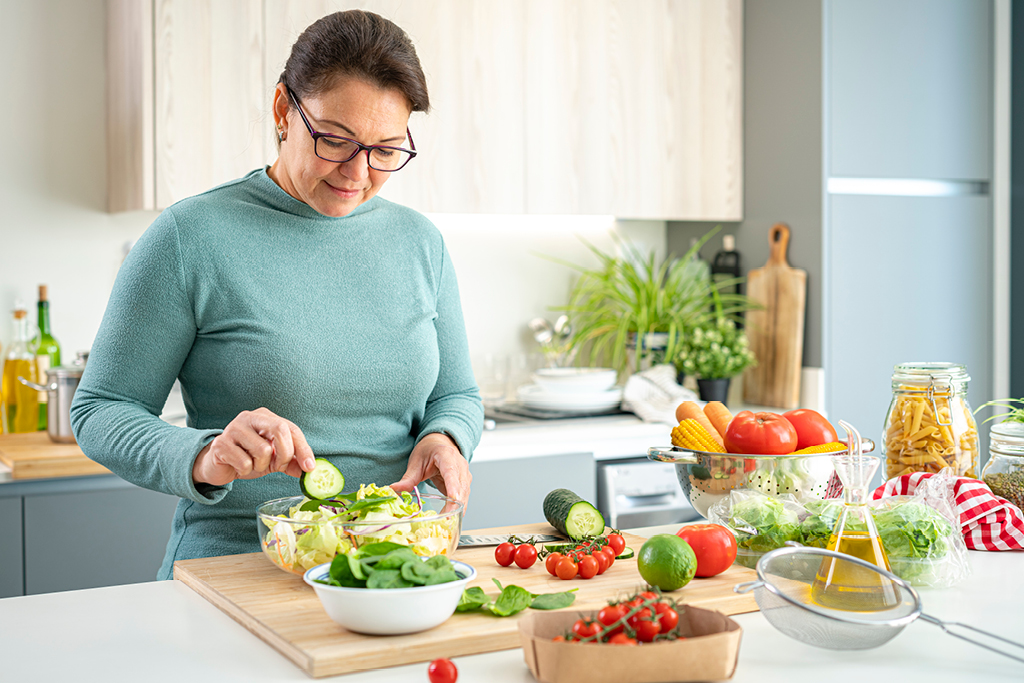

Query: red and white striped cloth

[872,472,1024,551]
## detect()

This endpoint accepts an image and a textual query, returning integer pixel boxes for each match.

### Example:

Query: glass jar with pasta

[882,362,979,479]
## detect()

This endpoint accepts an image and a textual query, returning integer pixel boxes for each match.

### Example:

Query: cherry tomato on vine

[545,552,563,576]
[600,546,616,568]
[514,544,538,569]
[494,542,515,567]
[577,555,599,579]
[634,618,661,643]
[555,556,578,580]
[608,633,637,645]
[598,604,626,636]
[655,604,679,631]
[627,607,653,630]
[551,635,566,642]
[606,533,626,556]
[427,658,458,683]
[572,619,601,640]
[639,591,659,602]
[593,549,609,574]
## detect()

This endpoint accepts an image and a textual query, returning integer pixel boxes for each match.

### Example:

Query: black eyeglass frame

[286,87,417,172]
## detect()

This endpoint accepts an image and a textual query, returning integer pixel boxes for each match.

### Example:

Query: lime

[637,534,697,591]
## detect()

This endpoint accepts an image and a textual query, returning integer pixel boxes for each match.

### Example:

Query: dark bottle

[31,285,61,431]
[711,234,741,295]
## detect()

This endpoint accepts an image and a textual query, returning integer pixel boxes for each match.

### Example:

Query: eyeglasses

[286,88,417,172]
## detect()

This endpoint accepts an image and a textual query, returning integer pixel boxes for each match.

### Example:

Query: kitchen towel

[621,364,699,425]
[873,471,1024,551]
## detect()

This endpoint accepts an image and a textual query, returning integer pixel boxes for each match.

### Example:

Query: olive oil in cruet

[810,424,899,612]
[1,306,40,434]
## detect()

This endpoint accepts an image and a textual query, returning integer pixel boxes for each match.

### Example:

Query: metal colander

[734,545,1024,664]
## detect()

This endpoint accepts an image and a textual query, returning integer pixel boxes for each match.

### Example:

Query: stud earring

[277,124,286,142]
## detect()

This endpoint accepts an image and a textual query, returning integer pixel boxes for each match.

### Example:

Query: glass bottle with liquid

[2,306,40,433]
[811,454,899,611]
[31,284,61,431]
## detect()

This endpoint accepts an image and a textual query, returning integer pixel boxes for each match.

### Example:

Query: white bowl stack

[516,368,622,413]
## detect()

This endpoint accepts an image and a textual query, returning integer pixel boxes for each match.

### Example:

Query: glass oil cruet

[811,420,900,611]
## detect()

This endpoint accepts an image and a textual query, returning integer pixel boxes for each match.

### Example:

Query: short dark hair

[279,10,429,113]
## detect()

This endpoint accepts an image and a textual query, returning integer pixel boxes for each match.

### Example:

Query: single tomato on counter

[427,658,458,683]
[782,408,838,450]
[724,411,798,455]
[675,524,738,577]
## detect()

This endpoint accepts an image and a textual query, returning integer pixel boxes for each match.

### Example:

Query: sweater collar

[252,167,379,220]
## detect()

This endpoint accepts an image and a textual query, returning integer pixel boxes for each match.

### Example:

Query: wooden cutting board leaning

[174,522,759,678]
[742,223,807,410]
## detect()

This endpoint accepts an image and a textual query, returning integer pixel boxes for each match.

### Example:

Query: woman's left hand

[390,433,471,507]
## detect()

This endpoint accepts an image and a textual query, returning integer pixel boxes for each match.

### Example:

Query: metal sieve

[734,545,1024,664]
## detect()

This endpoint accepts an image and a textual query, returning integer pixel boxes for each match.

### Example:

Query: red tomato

[675,524,738,577]
[608,633,637,645]
[593,549,610,574]
[724,411,798,455]
[545,552,563,576]
[494,542,515,567]
[577,555,599,579]
[638,591,659,602]
[782,408,839,450]
[514,544,538,569]
[654,602,680,631]
[555,557,578,580]
[626,607,653,630]
[427,658,458,683]
[606,533,626,556]
[600,546,616,568]
[572,619,601,640]
[598,604,626,635]
[551,635,566,642]
[634,618,661,643]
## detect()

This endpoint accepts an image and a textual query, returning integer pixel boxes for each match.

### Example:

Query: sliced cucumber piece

[300,458,345,499]
[543,488,606,540]
[616,547,634,560]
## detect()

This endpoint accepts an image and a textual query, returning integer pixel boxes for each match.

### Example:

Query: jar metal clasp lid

[927,374,954,427]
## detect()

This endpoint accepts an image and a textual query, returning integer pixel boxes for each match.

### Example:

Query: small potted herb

[672,317,756,405]
[974,399,1024,510]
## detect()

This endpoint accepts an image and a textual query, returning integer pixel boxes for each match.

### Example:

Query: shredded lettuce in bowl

[259,484,460,574]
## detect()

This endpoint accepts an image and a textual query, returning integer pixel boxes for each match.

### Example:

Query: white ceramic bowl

[303,560,477,635]
[531,367,618,394]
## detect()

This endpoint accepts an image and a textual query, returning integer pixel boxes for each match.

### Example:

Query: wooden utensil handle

[768,223,791,266]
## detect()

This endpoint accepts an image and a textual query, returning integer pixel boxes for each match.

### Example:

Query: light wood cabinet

[107,0,266,212]
[108,0,742,219]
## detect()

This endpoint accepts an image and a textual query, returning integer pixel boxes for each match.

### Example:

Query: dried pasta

[884,385,978,479]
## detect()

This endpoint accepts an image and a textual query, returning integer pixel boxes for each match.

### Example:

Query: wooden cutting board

[0,431,109,479]
[742,223,807,409]
[174,522,759,678]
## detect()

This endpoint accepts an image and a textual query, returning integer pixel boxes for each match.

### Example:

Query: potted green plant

[551,227,752,376]
[672,316,756,405]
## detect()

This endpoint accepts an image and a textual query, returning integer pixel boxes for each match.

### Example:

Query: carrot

[675,401,724,448]
[703,401,733,439]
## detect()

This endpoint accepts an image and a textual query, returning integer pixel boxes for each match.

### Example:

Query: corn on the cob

[672,419,726,453]
[790,441,846,455]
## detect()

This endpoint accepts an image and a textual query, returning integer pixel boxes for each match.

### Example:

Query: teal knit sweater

[70,169,483,579]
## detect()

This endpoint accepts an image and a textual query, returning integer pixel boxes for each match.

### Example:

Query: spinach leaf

[327,553,365,588]
[343,495,396,516]
[400,559,436,585]
[374,548,421,570]
[529,588,578,610]
[366,569,414,589]
[456,586,490,612]
[425,555,453,571]
[357,541,407,558]
[489,584,533,617]
[424,568,458,585]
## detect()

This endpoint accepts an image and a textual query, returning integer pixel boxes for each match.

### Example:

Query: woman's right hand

[192,407,316,487]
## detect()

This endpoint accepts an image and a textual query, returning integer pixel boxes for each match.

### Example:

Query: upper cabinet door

[525,0,743,219]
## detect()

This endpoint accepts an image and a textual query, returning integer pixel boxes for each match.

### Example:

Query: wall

[666,0,824,369]
[0,0,664,375]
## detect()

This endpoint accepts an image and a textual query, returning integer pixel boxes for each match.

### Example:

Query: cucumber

[300,458,345,499]
[543,488,606,540]
[616,547,635,560]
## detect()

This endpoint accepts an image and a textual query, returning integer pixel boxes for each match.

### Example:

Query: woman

[70,10,483,580]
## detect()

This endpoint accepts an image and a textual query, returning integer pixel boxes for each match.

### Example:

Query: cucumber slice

[300,458,345,499]
[616,547,634,560]
[543,488,606,540]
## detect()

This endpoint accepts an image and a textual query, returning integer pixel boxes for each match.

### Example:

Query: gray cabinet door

[0,497,23,598]
[464,453,594,530]
[23,486,179,594]
[825,194,992,458]
[828,0,992,180]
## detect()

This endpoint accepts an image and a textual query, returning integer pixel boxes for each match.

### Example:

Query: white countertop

[1,524,1021,682]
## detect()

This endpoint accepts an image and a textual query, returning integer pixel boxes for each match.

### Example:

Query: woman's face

[269,77,412,217]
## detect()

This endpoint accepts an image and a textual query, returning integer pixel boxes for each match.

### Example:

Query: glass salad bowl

[647,440,875,519]
[256,487,464,576]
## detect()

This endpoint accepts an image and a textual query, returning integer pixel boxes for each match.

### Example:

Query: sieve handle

[733,581,762,594]
[919,613,1024,664]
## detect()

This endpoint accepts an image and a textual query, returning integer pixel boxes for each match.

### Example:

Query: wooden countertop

[0,431,109,480]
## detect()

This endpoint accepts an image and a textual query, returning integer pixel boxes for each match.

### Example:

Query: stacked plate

[515,368,623,414]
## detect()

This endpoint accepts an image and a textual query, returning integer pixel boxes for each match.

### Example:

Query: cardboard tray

[519,606,742,683]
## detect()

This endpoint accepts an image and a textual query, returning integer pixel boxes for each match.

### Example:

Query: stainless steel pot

[18,363,85,443]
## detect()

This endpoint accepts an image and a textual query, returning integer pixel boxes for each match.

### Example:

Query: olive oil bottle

[2,306,39,433]
[30,285,61,431]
